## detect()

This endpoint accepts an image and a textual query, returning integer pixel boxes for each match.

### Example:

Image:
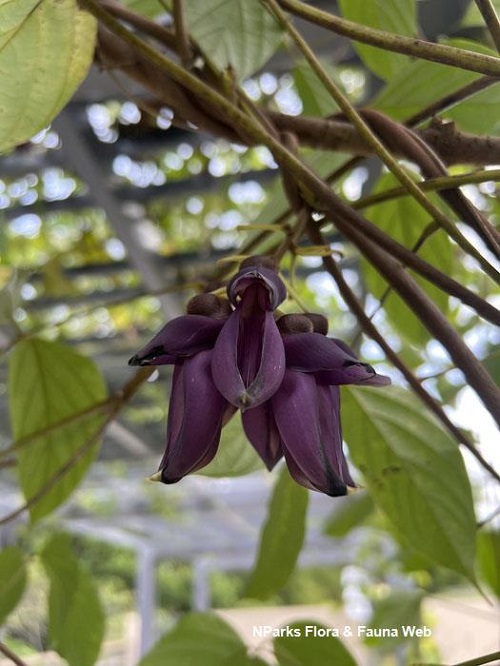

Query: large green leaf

[482,347,500,386]
[324,491,374,538]
[364,590,423,648]
[138,612,248,666]
[0,0,40,37]
[342,386,477,581]
[362,172,452,345]
[200,413,264,477]
[41,534,105,666]
[184,0,283,81]
[293,60,340,117]
[373,39,500,134]
[462,0,500,26]
[477,531,500,599]
[0,0,96,153]
[338,0,416,80]
[245,466,308,600]
[274,621,356,666]
[0,546,27,624]
[8,338,108,522]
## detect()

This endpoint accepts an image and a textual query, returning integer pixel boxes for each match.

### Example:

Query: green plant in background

[1,0,500,665]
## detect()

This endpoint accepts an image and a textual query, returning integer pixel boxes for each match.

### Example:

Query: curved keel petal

[159,350,228,483]
[129,315,226,366]
[242,403,283,470]
[272,370,350,496]
[284,333,390,385]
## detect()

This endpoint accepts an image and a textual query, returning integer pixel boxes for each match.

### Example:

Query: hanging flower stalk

[129,256,390,495]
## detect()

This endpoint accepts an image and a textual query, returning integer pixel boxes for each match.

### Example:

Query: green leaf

[342,386,477,581]
[41,534,105,666]
[138,612,248,666]
[0,0,96,153]
[274,621,356,666]
[121,0,165,18]
[373,39,500,134]
[338,0,416,80]
[324,491,374,538]
[8,338,108,522]
[362,172,452,345]
[477,531,500,599]
[0,546,27,624]
[0,0,40,36]
[245,466,308,600]
[482,347,500,386]
[200,414,264,478]
[365,590,423,648]
[293,60,340,117]
[462,0,500,27]
[184,0,283,81]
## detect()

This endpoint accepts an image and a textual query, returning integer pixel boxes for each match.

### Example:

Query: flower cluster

[129,256,390,496]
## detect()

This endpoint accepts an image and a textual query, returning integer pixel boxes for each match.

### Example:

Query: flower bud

[186,293,232,318]
[304,313,329,335]
[277,313,314,334]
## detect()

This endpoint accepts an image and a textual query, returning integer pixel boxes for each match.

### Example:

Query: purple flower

[129,294,235,483]
[211,256,287,410]
[129,256,391,497]
[242,314,391,496]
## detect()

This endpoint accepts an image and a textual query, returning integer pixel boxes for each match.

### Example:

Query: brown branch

[173,0,192,67]
[267,111,500,166]
[96,27,241,142]
[307,222,500,484]
[357,109,500,255]
[100,0,179,52]
[81,0,500,426]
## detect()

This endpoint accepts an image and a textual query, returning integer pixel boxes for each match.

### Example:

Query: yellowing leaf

[0,0,96,153]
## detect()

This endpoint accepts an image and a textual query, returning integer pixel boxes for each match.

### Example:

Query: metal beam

[53,109,180,319]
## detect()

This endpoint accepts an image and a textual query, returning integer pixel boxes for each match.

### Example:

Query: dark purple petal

[129,315,226,366]
[211,307,286,410]
[159,350,228,483]
[284,333,390,386]
[272,370,351,496]
[242,404,283,470]
[227,265,286,310]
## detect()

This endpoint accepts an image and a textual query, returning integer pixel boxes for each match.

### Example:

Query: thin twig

[278,0,500,77]
[353,168,500,210]
[262,0,500,270]
[307,222,500,484]
[100,0,178,51]
[81,0,500,426]
[0,398,115,459]
[0,368,154,526]
[173,0,192,67]
[475,0,500,52]
[0,642,30,666]
[405,76,498,127]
